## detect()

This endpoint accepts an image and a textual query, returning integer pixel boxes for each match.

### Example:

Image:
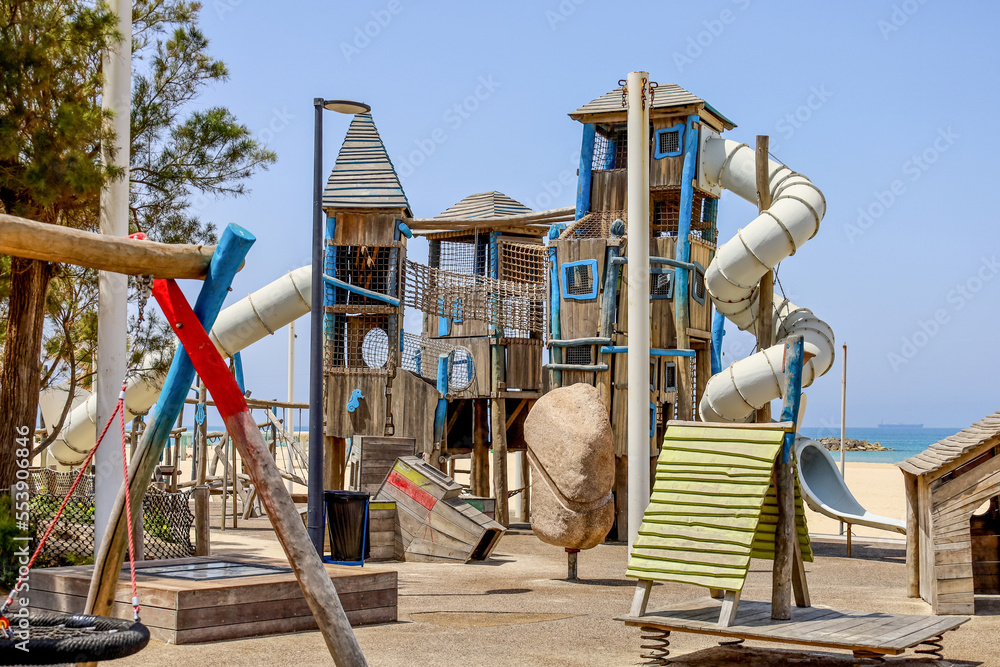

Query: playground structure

[898,412,1000,614]
[5,71,941,665]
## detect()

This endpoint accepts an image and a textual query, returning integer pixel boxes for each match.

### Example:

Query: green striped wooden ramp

[626,423,812,592]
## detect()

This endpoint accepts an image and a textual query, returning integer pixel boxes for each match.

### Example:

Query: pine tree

[0,0,276,487]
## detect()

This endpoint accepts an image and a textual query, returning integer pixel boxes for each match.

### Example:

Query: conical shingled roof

[434,191,532,219]
[323,113,411,216]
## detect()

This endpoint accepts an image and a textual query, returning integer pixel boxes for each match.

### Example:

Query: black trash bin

[324,490,370,565]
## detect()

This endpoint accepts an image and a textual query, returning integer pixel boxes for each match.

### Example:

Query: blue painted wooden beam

[711,311,726,376]
[322,274,400,306]
[599,346,697,358]
[546,227,562,387]
[575,123,596,220]
[433,354,450,445]
[779,335,805,464]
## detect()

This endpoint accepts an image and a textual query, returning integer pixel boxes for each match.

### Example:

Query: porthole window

[654,123,685,159]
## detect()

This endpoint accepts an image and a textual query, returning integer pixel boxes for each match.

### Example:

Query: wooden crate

[368,500,398,561]
[356,436,415,495]
[29,555,396,644]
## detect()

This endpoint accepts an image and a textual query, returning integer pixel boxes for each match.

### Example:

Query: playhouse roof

[434,191,532,219]
[323,113,411,216]
[568,83,736,130]
[897,412,1000,476]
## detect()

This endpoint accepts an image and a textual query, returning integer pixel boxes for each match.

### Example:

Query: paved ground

[113,515,1000,667]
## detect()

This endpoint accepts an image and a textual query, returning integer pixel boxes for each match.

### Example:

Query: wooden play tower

[553,83,735,539]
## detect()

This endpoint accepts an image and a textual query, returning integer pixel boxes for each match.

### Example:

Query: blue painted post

[773,333,804,620]
[711,311,726,376]
[546,226,562,387]
[575,123,596,220]
[433,354,450,446]
[233,351,246,394]
[87,223,254,615]
[673,114,701,419]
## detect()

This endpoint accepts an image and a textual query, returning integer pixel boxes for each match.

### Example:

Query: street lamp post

[308,98,370,555]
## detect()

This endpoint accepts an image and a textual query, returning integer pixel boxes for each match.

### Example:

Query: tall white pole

[626,71,651,551]
[94,0,132,548]
[287,321,296,493]
[839,343,847,535]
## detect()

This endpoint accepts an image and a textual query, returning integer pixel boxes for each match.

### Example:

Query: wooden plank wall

[505,339,542,391]
[552,238,608,342]
[325,373,389,439]
[921,449,1000,613]
[393,369,438,456]
[329,210,403,246]
[590,170,627,212]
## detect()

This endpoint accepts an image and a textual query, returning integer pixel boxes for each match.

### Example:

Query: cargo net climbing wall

[399,332,476,392]
[24,468,194,563]
[407,237,547,336]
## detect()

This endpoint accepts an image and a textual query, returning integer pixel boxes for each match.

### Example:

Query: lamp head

[322,99,371,114]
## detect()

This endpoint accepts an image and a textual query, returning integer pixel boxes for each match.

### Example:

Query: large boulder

[524,383,615,550]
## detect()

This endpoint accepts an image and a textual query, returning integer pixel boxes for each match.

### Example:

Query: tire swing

[1,383,149,665]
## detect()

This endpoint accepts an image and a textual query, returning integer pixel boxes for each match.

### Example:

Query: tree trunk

[0,256,53,490]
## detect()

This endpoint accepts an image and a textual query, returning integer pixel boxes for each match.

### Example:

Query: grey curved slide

[795,437,906,535]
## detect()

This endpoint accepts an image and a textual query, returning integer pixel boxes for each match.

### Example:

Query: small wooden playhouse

[898,412,1000,614]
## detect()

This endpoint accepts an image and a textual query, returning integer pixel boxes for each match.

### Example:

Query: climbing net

[559,210,626,240]
[399,332,476,392]
[498,241,546,285]
[23,468,194,563]
[403,260,546,334]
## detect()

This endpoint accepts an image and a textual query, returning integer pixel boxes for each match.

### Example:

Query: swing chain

[136,274,154,323]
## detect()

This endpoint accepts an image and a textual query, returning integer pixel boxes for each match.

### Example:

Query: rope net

[403,260,546,334]
[25,468,195,563]
[498,241,546,285]
[399,332,476,392]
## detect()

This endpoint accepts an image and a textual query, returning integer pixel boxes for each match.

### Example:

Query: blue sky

[185,0,999,429]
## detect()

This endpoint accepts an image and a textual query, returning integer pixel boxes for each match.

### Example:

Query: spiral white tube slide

[698,139,836,422]
[49,266,312,465]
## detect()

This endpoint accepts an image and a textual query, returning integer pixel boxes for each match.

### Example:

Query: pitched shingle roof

[434,191,532,219]
[568,83,736,129]
[323,113,411,215]
[897,412,1000,476]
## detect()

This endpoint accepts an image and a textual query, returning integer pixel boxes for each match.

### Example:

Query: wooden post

[232,434,238,529]
[471,400,489,497]
[194,379,210,555]
[520,449,530,521]
[615,455,628,542]
[152,278,368,666]
[630,579,653,617]
[904,471,920,597]
[220,433,228,531]
[85,224,254,623]
[491,344,509,527]
[718,590,741,627]
[755,135,774,425]
[324,436,347,490]
[193,485,210,556]
[772,334,804,620]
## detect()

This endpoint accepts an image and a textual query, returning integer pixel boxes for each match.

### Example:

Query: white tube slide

[49,266,312,465]
[698,139,836,422]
